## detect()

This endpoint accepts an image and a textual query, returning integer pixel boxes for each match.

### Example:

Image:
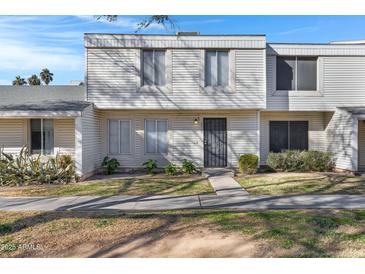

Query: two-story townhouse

[264,42,365,172]
[1,33,365,179]
[84,33,266,176]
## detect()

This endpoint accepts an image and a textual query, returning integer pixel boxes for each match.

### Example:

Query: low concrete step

[202,168,235,178]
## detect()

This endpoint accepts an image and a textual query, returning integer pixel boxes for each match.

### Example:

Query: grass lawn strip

[236,172,365,195]
[0,175,213,197]
[1,209,365,257]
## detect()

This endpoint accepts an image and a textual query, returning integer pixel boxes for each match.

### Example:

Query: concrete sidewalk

[1,194,365,211]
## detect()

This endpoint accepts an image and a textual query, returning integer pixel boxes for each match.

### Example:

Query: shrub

[143,159,157,174]
[182,159,197,174]
[239,154,258,174]
[101,156,120,175]
[164,163,179,176]
[0,146,76,186]
[301,150,334,172]
[266,150,334,172]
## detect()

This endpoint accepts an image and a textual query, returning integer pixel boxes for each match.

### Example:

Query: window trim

[275,55,319,93]
[108,119,132,155]
[144,119,168,155]
[30,118,54,155]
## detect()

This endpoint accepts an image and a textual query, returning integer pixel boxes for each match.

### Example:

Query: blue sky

[1,15,365,85]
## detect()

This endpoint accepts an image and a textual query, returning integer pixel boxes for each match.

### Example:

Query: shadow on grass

[1,209,365,257]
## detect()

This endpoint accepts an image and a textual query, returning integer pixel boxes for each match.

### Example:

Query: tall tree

[12,75,27,86]
[40,68,54,85]
[95,15,176,32]
[27,74,41,86]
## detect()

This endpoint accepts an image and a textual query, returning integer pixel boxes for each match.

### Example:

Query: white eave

[84,34,266,49]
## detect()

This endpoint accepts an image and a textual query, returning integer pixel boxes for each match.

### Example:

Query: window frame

[269,120,309,152]
[144,119,168,155]
[30,118,54,155]
[107,119,132,155]
[276,56,318,92]
[204,50,230,88]
[141,49,166,87]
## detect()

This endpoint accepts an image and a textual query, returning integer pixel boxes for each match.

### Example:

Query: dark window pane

[297,57,317,90]
[31,119,42,154]
[143,50,154,86]
[43,119,54,155]
[217,51,229,86]
[154,50,165,86]
[205,51,217,86]
[276,57,295,90]
[289,121,308,150]
[269,121,289,152]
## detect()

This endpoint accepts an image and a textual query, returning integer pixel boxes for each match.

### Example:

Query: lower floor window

[30,119,54,155]
[108,120,131,154]
[269,121,308,152]
[145,119,168,154]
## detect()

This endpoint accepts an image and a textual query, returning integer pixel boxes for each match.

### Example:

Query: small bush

[266,150,334,172]
[143,159,157,174]
[182,159,197,174]
[164,163,179,176]
[239,154,258,174]
[0,146,76,186]
[102,156,120,175]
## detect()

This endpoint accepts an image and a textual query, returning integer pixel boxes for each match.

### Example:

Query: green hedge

[266,150,334,172]
[239,154,258,174]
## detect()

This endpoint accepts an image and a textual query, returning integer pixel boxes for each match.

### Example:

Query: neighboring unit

[0,33,365,178]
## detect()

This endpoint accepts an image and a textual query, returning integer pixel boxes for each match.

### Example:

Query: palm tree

[27,74,41,86]
[12,75,27,86]
[40,68,53,85]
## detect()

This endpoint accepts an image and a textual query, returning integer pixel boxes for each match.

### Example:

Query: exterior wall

[0,118,76,155]
[86,38,266,110]
[266,49,365,111]
[260,111,329,165]
[80,105,102,177]
[54,119,75,155]
[100,110,259,169]
[0,119,27,154]
[325,109,354,171]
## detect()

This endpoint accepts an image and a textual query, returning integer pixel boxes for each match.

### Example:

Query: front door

[203,118,227,167]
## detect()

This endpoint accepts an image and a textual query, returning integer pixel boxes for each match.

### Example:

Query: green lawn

[0,175,213,197]
[1,209,365,257]
[236,172,365,195]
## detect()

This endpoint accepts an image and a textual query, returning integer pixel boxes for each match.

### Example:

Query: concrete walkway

[1,194,365,211]
[204,168,248,196]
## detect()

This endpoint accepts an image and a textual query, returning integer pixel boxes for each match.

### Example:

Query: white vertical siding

[267,55,365,110]
[172,49,200,94]
[0,119,27,154]
[326,109,354,170]
[81,106,102,176]
[228,113,259,167]
[87,47,265,110]
[260,112,328,165]
[54,119,75,155]
[100,110,259,169]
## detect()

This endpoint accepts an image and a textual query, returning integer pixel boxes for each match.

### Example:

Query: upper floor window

[143,50,166,86]
[276,56,317,91]
[205,50,229,87]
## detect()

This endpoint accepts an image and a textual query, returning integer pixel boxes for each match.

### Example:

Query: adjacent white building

[1,33,365,178]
